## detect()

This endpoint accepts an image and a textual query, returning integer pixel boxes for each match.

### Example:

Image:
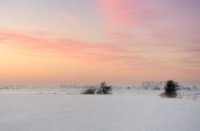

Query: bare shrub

[98,81,112,94]
[82,82,112,95]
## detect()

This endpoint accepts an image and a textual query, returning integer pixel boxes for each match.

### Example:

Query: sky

[0,0,199,84]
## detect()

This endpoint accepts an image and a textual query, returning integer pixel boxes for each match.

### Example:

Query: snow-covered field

[0,84,200,131]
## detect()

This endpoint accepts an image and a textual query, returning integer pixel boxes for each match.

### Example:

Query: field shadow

[160,92,177,98]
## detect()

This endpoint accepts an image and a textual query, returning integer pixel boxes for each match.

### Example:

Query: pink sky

[0,0,199,84]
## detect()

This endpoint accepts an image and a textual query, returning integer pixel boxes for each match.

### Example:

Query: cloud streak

[0,29,145,64]
[1,28,199,67]
[97,0,144,25]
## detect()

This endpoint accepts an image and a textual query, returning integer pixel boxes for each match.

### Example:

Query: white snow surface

[0,84,200,131]
[0,92,200,131]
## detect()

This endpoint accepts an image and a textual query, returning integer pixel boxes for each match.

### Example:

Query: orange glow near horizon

[0,41,199,84]
[0,0,199,84]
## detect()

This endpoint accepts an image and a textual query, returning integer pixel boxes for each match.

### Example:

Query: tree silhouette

[164,80,178,97]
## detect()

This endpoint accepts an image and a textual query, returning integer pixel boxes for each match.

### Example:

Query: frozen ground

[0,84,200,131]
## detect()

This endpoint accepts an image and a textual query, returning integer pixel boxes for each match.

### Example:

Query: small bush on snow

[82,88,96,94]
[162,80,179,98]
[97,82,112,94]
[82,82,112,95]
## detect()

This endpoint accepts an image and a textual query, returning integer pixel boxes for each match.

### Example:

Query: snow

[0,84,200,131]
[0,91,200,131]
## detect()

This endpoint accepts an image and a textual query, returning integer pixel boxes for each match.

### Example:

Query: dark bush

[127,86,131,90]
[82,82,112,95]
[163,80,179,98]
[96,88,104,94]
[99,81,112,94]
[165,80,178,93]
[82,88,96,94]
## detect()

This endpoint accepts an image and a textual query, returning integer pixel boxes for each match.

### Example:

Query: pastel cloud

[97,0,143,25]
[1,28,199,68]
[0,29,144,64]
[0,0,200,83]
[0,28,199,83]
